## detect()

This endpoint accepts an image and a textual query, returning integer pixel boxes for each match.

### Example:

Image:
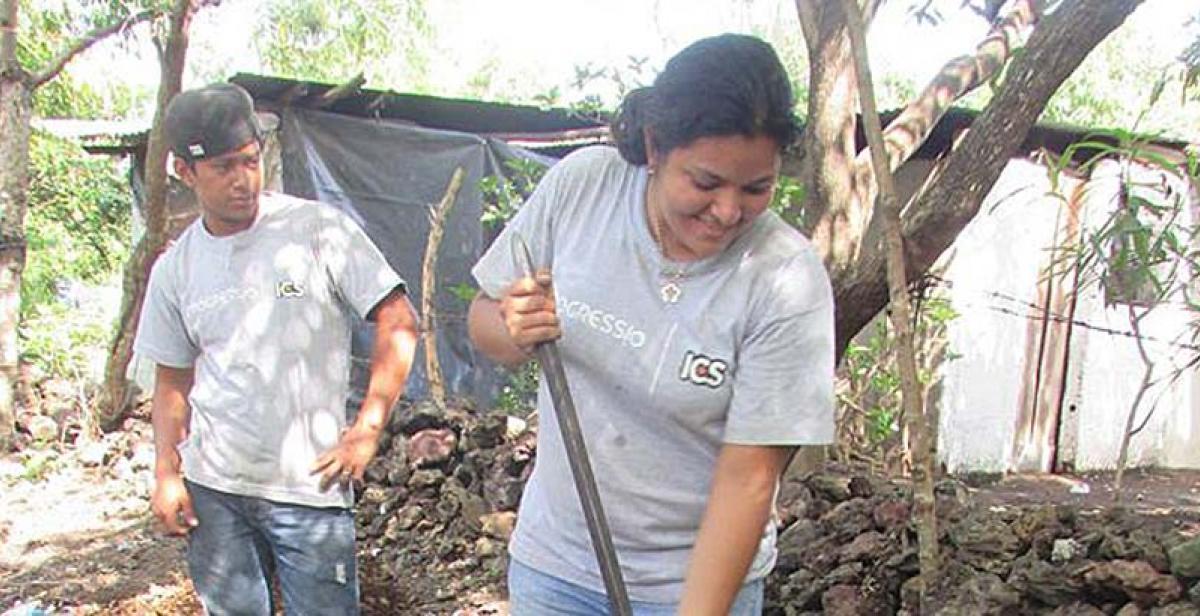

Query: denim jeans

[507,558,764,615]
[184,480,359,615]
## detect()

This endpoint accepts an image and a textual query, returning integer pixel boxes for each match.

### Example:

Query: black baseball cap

[164,83,263,164]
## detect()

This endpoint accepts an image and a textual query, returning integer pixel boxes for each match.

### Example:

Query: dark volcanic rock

[1082,560,1184,607]
[1169,537,1200,578]
[1006,550,1084,607]
[949,511,1023,576]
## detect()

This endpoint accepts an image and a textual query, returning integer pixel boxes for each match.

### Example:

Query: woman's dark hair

[611,33,797,165]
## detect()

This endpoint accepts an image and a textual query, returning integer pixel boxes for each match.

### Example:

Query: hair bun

[611,87,655,165]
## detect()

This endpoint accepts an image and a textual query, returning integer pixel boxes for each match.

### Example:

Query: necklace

[648,203,686,304]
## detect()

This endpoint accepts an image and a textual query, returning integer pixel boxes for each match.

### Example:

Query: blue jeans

[508,558,764,615]
[184,480,359,615]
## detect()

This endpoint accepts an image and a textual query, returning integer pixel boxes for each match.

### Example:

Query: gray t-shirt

[135,192,405,508]
[472,146,834,603]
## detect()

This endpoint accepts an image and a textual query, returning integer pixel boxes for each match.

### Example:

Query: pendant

[661,281,682,304]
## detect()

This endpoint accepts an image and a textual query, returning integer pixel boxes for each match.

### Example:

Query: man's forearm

[151,365,194,479]
[358,292,419,432]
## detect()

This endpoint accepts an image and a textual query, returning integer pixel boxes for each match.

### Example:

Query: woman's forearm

[468,293,534,367]
[679,444,793,615]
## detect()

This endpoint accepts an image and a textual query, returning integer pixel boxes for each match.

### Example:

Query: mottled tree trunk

[100,0,198,429]
[0,68,32,451]
[0,0,30,449]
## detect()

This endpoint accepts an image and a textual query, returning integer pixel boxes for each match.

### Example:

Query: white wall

[937,159,1063,473]
[936,156,1200,473]
[1065,159,1199,470]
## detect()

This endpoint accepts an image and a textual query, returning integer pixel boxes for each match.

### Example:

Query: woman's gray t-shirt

[472,146,835,603]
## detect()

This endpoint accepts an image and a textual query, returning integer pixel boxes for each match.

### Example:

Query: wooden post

[420,167,465,408]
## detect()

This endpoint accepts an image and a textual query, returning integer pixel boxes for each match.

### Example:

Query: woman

[468,33,834,615]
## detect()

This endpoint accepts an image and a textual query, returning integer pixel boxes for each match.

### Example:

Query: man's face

[175,140,263,236]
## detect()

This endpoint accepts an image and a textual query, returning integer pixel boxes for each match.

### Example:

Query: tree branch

[316,73,366,109]
[794,0,820,58]
[831,0,1145,354]
[1,0,18,75]
[860,0,1039,176]
[101,0,199,428]
[791,0,888,260]
[31,9,160,88]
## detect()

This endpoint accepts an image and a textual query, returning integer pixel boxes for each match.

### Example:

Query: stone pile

[355,401,535,614]
[353,405,1200,615]
[768,467,1200,615]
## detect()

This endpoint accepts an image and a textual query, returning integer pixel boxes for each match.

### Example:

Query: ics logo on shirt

[276,280,305,299]
[679,351,728,389]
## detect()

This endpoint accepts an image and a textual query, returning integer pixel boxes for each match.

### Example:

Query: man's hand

[311,423,383,491]
[500,269,559,353]
[151,473,198,535]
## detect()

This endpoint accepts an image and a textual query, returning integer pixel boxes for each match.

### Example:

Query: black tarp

[278,108,554,406]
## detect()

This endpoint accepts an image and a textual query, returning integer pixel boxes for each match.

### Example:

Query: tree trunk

[840,0,938,592]
[100,0,198,429]
[800,0,1146,358]
[1113,304,1153,495]
[0,71,31,451]
[0,0,28,449]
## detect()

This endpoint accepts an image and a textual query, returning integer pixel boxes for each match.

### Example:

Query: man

[135,82,419,615]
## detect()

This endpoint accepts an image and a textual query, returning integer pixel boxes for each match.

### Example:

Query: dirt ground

[0,449,200,614]
[3,426,1200,615]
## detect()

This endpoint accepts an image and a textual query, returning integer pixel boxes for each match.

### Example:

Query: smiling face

[645,133,781,261]
[175,139,263,236]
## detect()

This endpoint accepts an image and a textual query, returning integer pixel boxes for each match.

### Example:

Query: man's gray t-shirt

[135,192,404,508]
[472,146,835,603]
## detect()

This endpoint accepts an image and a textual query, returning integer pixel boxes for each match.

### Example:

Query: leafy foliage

[1042,24,1197,139]
[478,157,547,230]
[493,361,539,417]
[17,0,159,117]
[25,134,130,311]
[12,1,151,389]
[1048,123,1200,315]
[471,156,554,414]
[21,297,116,383]
[447,282,478,307]
[19,448,59,481]
[838,285,959,467]
[770,175,806,227]
[22,133,130,378]
[255,0,432,91]
[1045,91,1199,487]
[1181,11,1200,102]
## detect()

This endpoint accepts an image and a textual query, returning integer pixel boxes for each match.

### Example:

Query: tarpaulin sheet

[279,108,552,406]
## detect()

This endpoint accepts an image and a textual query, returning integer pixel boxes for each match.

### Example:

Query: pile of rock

[768,467,1200,615]
[352,404,1200,615]
[355,401,535,614]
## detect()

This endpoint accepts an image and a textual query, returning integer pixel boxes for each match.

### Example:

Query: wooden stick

[420,167,465,408]
[316,73,365,109]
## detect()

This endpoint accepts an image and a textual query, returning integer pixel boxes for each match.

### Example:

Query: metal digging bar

[512,233,633,616]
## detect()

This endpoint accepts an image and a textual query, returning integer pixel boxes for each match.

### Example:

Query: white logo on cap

[188,143,205,157]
